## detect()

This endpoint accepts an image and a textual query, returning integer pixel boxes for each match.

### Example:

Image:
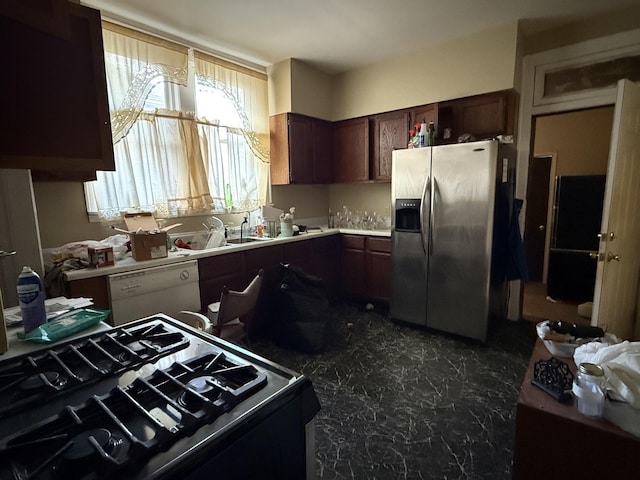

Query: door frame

[524,152,557,283]
[508,27,640,320]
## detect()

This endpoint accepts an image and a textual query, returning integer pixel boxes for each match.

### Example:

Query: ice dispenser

[394,199,421,232]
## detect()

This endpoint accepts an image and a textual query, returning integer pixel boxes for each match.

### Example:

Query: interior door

[523,155,551,281]
[592,79,640,340]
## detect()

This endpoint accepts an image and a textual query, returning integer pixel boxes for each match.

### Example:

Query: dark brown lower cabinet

[340,234,391,303]
[282,240,314,273]
[198,252,247,310]
[340,235,367,298]
[66,275,110,310]
[312,235,340,296]
[366,237,391,303]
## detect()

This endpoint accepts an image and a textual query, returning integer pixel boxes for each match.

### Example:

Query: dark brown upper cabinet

[370,110,410,182]
[333,117,370,183]
[437,90,517,144]
[0,1,115,177]
[270,113,333,184]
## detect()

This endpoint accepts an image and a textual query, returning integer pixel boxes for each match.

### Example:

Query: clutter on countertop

[574,340,640,409]
[531,356,574,402]
[16,308,110,344]
[334,205,391,231]
[535,319,616,358]
[279,207,295,237]
[122,212,182,260]
[3,296,94,327]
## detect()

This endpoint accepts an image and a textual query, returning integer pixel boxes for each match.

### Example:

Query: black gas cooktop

[0,315,319,480]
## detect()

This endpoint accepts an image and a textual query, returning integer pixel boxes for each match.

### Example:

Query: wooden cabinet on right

[437,90,517,144]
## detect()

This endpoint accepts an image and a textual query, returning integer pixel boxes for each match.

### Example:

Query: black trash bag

[271,264,330,353]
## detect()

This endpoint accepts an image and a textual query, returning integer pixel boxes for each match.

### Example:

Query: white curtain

[194,51,270,210]
[84,22,269,220]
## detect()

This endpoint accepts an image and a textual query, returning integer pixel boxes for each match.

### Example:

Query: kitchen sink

[225,237,271,244]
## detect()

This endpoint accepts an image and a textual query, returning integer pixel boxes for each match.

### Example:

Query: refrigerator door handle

[420,175,429,254]
[429,176,436,256]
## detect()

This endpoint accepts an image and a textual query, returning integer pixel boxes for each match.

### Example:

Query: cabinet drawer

[367,237,391,253]
[341,235,365,250]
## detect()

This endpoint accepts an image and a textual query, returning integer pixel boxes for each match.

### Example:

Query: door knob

[607,252,621,262]
[538,225,545,231]
[598,232,615,241]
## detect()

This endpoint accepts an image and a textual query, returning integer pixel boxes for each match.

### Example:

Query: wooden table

[512,339,640,479]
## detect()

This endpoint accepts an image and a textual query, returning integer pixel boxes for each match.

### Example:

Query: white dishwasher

[108,260,200,326]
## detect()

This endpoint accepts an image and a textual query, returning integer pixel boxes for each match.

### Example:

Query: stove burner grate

[0,351,268,480]
[0,321,190,419]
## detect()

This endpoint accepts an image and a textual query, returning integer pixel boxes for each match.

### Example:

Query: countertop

[64,228,390,281]
[1,321,112,360]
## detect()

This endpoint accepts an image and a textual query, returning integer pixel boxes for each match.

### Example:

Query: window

[84,22,270,221]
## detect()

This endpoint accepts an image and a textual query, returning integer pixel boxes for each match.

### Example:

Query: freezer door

[390,231,428,326]
[391,148,430,200]
[390,148,431,326]
[426,141,498,341]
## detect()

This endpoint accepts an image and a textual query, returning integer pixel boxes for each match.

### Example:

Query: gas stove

[0,315,320,480]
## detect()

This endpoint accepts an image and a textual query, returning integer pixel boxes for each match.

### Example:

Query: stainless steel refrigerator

[390,140,514,342]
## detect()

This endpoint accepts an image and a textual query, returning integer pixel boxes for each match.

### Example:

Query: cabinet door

[198,253,247,309]
[410,104,438,132]
[438,90,515,143]
[0,2,114,174]
[269,113,290,185]
[371,110,410,182]
[458,91,508,139]
[313,118,333,183]
[366,237,391,303]
[245,245,282,288]
[288,114,314,183]
[244,244,282,335]
[333,117,369,183]
[410,104,438,142]
[340,235,367,297]
[282,241,314,273]
[312,236,340,295]
[67,276,110,311]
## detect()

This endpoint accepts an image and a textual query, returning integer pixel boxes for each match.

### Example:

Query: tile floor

[251,301,536,480]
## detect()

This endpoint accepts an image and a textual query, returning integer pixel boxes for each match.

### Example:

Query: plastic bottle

[17,266,47,334]
[224,184,233,209]
[427,122,436,146]
[419,121,427,147]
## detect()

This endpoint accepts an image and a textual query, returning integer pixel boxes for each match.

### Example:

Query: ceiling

[82,0,640,74]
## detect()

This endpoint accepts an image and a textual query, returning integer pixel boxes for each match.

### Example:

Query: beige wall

[290,59,333,120]
[331,23,519,120]
[271,184,330,221]
[534,107,614,176]
[267,59,292,115]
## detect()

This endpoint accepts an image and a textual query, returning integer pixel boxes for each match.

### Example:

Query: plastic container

[17,266,47,334]
[572,362,606,417]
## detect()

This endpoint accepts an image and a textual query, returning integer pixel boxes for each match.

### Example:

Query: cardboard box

[88,246,114,268]
[129,232,167,260]
[123,213,168,261]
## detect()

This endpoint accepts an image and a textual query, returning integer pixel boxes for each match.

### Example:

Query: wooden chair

[179,269,264,345]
